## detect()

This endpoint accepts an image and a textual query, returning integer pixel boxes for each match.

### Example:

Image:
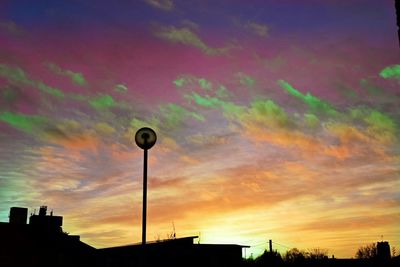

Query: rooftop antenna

[135,127,157,245]
[172,221,176,238]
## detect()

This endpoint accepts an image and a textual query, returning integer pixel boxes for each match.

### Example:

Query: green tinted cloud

[0,64,65,98]
[380,64,400,80]
[114,84,128,93]
[0,112,47,134]
[173,77,187,87]
[89,94,115,109]
[244,99,289,128]
[48,63,87,86]
[37,82,65,98]
[304,113,319,128]
[189,92,245,120]
[160,103,205,129]
[198,78,212,90]
[278,80,337,116]
[238,73,256,87]
[364,111,396,141]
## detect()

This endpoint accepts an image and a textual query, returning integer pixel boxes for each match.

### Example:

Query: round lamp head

[135,127,157,150]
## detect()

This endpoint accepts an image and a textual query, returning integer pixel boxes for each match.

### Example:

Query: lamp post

[135,127,157,245]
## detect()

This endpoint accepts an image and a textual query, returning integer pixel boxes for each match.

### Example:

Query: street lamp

[135,127,157,245]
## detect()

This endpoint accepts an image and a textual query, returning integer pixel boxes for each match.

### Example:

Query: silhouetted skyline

[1,205,398,266]
[0,0,399,258]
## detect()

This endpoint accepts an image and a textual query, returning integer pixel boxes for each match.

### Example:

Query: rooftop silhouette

[0,206,249,267]
[1,205,399,267]
[1,206,96,267]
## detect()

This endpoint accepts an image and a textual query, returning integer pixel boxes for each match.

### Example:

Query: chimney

[9,207,28,225]
[38,206,47,216]
[377,241,391,261]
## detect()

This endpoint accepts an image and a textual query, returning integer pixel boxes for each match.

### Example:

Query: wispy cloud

[245,21,269,37]
[0,64,65,98]
[155,26,233,55]
[181,19,199,30]
[47,63,87,86]
[144,0,174,11]
[0,20,23,35]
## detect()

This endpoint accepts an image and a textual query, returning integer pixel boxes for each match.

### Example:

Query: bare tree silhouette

[355,243,377,259]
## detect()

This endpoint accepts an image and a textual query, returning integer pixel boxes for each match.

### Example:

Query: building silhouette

[99,236,248,267]
[1,205,398,267]
[0,206,96,267]
[0,206,248,267]
[376,241,391,262]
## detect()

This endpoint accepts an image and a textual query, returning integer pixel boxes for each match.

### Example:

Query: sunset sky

[0,0,399,258]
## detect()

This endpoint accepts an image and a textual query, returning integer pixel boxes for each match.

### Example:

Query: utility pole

[396,0,400,46]
[269,239,273,253]
[142,148,148,245]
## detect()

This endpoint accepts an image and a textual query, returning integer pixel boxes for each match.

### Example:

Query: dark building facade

[29,206,63,231]
[376,241,391,262]
[9,207,28,225]
[0,206,97,267]
[99,236,248,267]
[1,206,248,267]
